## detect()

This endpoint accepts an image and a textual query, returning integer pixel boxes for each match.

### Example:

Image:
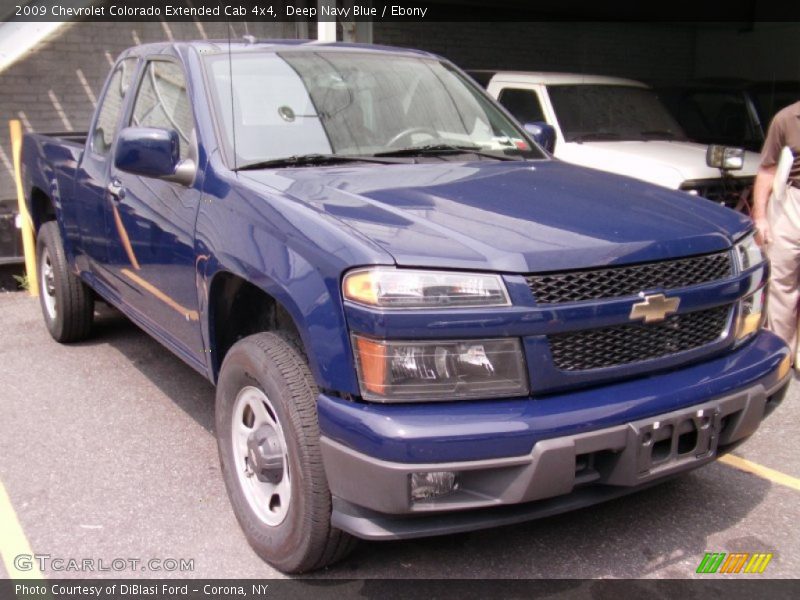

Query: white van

[472,71,759,210]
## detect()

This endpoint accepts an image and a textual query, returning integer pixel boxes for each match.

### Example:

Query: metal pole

[317,0,337,42]
[9,119,38,297]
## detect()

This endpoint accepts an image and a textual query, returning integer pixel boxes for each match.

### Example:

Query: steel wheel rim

[40,247,56,320]
[231,386,291,526]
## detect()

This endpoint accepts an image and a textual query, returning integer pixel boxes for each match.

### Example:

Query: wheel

[215,331,356,573]
[36,221,94,342]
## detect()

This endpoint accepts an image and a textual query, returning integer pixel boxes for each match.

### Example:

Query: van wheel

[36,221,94,342]
[216,331,356,573]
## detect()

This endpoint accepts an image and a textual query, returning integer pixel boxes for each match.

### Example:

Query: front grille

[526,251,732,304]
[548,305,731,371]
[680,177,754,209]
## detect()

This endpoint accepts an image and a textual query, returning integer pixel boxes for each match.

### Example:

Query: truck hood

[239,159,751,273]
[556,140,760,189]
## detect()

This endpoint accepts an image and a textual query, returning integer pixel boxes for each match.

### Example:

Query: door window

[498,88,546,124]
[131,61,194,160]
[91,58,137,156]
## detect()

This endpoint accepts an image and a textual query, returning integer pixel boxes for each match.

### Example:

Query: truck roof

[119,39,439,60]
[471,70,649,88]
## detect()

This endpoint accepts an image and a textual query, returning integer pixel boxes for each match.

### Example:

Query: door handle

[107,179,126,201]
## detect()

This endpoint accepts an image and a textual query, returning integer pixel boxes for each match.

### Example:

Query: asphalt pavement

[0,290,798,580]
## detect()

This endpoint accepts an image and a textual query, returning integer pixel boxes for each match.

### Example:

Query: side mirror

[114,127,196,185]
[706,144,744,171]
[523,121,556,154]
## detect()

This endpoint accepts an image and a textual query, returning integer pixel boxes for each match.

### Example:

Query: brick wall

[373,21,697,82]
[0,20,296,199]
[695,23,800,82]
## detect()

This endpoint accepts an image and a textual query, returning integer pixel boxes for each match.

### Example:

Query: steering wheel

[386,127,438,148]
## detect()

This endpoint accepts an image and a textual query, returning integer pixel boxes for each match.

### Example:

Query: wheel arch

[29,186,56,233]
[206,270,309,383]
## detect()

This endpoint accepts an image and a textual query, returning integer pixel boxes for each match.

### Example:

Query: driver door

[105,58,205,366]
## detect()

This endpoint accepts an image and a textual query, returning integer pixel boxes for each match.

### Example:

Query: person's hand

[754,216,772,247]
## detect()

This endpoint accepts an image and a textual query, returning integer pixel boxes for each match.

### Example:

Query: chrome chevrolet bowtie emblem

[629,293,680,323]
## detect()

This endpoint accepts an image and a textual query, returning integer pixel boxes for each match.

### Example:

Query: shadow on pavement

[77,302,216,433]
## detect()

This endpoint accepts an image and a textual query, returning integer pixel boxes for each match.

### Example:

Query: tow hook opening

[677,428,699,455]
[650,425,674,463]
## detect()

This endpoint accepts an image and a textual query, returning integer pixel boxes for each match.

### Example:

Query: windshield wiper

[570,132,622,143]
[235,153,404,171]
[374,143,522,161]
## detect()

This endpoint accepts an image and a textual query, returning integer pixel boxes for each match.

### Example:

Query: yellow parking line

[719,454,800,492]
[0,480,44,579]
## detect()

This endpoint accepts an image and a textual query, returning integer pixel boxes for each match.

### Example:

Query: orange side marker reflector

[355,337,387,395]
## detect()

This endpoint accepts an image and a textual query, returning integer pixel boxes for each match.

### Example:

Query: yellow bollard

[9,119,39,297]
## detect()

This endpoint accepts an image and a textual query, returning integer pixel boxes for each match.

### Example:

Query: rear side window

[753,89,798,128]
[91,59,137,156]
[131,60,194,160]
[498,88,546,124]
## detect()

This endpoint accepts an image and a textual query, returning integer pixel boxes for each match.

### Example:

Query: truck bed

[21,131,90,234]
[37,131,88,146]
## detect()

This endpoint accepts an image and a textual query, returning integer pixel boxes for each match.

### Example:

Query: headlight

[352,335,529,402]
[735,287,766,342]
[734,232,766,271]
[343,267,510,309]
[706,145,745,171]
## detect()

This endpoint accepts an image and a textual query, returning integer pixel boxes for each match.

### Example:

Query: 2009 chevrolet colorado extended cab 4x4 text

[21,40,790,573]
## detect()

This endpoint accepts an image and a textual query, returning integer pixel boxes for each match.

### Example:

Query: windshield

[548,84,687,142]
[204,50,543,166]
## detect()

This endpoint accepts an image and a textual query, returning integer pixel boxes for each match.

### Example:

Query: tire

[216,331,356,573]
[36,221,94,342]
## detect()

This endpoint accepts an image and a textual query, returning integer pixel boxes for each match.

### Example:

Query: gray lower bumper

[322,375,789,541]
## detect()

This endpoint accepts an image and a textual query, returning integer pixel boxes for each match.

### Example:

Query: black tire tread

[218,331,356,573]
[37,221,93,342]
[250,332,356,572]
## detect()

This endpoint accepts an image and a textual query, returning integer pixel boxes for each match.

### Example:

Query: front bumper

[319,331,790,540]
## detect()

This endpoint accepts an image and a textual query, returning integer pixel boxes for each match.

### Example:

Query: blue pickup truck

[21,40,790,573]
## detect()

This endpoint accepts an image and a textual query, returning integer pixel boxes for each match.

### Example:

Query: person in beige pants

[751,101,800,360]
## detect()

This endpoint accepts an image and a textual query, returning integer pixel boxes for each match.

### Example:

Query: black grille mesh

[526,252,732,304]
[548,305,731,371]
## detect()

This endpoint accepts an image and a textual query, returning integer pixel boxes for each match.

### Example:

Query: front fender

[201,253,357,393]
[196,166,393,394]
